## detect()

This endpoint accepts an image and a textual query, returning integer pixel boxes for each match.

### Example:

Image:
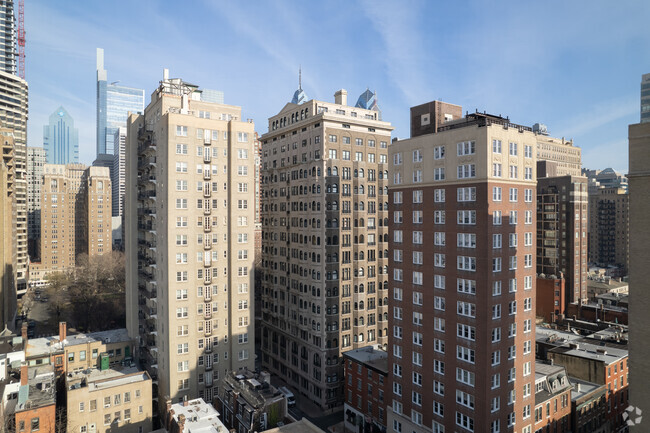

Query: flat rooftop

[67,365,150,392]
[27,328,131,358]
[550,341,628,364]
[17,364,56,412]
[570,377,606,401]
[262,418,325,433]
[342,345,388,374]
[170,398,227,433]
[535,327,583,346]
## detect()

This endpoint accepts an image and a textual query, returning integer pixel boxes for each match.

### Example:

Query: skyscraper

[112,126,126,218]
[387,107,537,433]
[0,0,16,75]
[0,128,16,330]
[27,146,45,259]
[260,87,393,408]
[125,70,255,410]
[43,106,79,164]
[641,73,650,123]
[628,120,650,428]
[0,69,28,294]
[96,48,144,157]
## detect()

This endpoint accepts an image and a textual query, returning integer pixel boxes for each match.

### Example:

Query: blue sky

[26,0,650,172]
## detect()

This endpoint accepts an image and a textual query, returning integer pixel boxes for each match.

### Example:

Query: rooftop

[535,326,583,347]
[587,277,628,291]
[570,377,606,402]
[342,345,388,375]
[549,341,628,364]
[261,418,325,433]
[27,328,130,358]
[16,364,56,412]
[437,111,533,134]
[222,369,283,409]
[66,365,150,392]
[170,398,228,433]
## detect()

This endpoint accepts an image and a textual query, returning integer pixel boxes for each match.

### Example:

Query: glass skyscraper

[43,106,78,164]
[96,48,144,157]
[0,0,16,75]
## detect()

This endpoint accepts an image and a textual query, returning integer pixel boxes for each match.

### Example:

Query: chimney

[183,395,188,407]
[177,414,186,433]
[21,322,27,343]
[334,89,348,106]
[163,68,169,81]
[59,322,67,342]
[20,364,28,386]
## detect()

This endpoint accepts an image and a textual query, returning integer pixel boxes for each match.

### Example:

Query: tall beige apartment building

[1,129,16,330]
[40,164,111,275]
[125,70,256,411]
[388,109,537,433]
[627,120,650,424]
[535,133,581,177]
[0,70,28,293]
[260,88,393,408]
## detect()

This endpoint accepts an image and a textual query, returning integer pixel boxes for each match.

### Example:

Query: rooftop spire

[299,66,302,90]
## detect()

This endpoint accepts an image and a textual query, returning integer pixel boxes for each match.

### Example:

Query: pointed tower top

[299,66,302,91]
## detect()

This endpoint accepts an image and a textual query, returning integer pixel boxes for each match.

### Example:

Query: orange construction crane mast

[17,0,24,79]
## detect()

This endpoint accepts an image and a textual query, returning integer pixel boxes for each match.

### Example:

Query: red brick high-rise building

[387,106,537,433]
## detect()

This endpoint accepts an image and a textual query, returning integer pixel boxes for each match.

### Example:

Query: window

[435,232,446,246]
[176,125,188,136]
[393,191,403,204]
[434,146,445,159]
[509,188,518,202]
[493,187,502,201]
[434,253,446,268]
[176,162,188,172]
[456,368,475,387]
[457,187,475,202]
[434,210,445,224]
[457,210,476,225]
[509,165,518,179]
[413,190,423,203]
[457,164,476,179]
[493,163,502,177]
[525,167,533,180]
[457,256,476,271]
[493,234,502,249]
[492,304,502,319]
[457,233,476,248]
[457,141,476,155]
[457,323,475,341]
[492,139,502,153]
[457,301,476,317]
[393,153,402,165]
[493,281,502,296]
[413,149,423,162]
[524,188,533,202]
[493,210,502,225]
[509,142,518,156]
[412,231,423,244]
[524,144,532,158]
[457,278,476,294]
[434,167,445,181]
[434,296,445,311]
[413,169,422,183]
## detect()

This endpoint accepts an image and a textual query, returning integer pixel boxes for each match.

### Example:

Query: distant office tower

[0,129,16,330]
[583,167,628,194]
[27,146,45,259]
[641,73,650,123]
[96,48,144,157]
[112,126,126,217]
[387,108,537,433]
[533,126,582,177]
[536,161,588,306]
[125,70,255,409]
[40,164,111,275]
[42,106,78,164]
[0,70,28,294]
[628,120,650,425]
[587,186,629,274]
[260,87,393,408]
[0,0,16,75]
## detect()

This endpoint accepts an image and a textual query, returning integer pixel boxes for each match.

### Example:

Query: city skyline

[24,1,650,172]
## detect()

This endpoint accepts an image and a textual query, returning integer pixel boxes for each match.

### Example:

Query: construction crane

[17,0,24,79]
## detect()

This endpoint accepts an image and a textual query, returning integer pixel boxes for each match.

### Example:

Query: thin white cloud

[557,96,639,139]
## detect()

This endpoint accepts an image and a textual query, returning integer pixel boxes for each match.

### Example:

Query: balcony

[204,153,211,163]
[203,170,211,180]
